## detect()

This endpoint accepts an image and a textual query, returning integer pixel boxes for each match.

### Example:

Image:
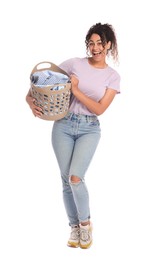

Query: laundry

[30,70,70,90]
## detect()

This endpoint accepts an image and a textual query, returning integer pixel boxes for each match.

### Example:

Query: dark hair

[85,23,118,62]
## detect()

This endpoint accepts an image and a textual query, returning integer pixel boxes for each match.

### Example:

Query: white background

[0,0,160,259]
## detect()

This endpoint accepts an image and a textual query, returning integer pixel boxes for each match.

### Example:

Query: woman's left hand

[70,75,79,94]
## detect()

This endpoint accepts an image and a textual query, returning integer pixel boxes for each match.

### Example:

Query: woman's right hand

[26,93,42,117]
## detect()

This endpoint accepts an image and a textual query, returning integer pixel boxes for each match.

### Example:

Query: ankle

[80,221,90,226]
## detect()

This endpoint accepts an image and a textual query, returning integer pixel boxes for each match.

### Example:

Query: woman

[26,22,120,249]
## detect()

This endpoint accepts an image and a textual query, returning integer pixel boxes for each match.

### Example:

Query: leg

[69,131,101,223]
[51,120,79,226]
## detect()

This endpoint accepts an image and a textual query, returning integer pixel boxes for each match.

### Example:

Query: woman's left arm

[71,75,117,116]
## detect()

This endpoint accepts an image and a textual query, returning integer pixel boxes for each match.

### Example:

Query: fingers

[26,95,43,118]
[32,105,43,117]
[29,99,42,117]
[33,110,43,117]
[70,75,79,85]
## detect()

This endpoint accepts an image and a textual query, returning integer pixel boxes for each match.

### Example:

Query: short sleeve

[59,58,75,76]
[108,71,121,93]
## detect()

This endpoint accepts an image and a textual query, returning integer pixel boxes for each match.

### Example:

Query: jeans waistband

[65,112,98,123]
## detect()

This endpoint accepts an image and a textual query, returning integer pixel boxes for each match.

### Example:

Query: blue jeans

[51,112,101,226]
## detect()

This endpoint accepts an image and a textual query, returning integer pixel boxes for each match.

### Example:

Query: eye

[87,41,103,48]
[88,42,94,47]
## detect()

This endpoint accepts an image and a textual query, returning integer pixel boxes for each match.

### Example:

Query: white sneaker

[79,223,92,249]
[67,225,80,248]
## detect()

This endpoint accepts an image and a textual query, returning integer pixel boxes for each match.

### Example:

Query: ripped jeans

[51,112,101,226]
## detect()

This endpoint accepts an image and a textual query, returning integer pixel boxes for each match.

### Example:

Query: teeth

[94,52,101,55]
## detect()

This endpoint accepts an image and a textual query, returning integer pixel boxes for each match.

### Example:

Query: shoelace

[80,229,91,242]
[70,228,80,240]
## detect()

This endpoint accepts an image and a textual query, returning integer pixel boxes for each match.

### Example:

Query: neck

[88,57,107,69]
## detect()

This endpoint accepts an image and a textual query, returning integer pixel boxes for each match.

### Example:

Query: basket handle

[30,61,70,77]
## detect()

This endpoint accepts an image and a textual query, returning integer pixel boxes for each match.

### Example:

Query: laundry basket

[30,61,71,121]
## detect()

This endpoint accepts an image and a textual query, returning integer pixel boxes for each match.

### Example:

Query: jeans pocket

[88,118,100,127]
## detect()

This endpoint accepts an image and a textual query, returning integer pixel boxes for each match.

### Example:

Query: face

[87,33,111,61]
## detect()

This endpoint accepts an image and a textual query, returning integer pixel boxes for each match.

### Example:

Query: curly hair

[85,23,119,62]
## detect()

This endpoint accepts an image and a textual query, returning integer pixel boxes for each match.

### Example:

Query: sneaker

[79,223,92,249]
[67,225,80,248]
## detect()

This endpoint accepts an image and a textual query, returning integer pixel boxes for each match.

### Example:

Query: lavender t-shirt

[59,57,120,115]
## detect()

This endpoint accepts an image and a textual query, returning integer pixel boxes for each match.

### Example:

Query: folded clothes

[30,70,70,90]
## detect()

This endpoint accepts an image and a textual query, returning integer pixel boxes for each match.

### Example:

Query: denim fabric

[51,112,101,225]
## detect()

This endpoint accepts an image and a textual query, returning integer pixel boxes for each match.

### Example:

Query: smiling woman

[87,35,111,65]
[26,22,120,249]
[86,23,118,64]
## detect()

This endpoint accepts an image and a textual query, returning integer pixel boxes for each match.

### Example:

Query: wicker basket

[30,61,71,121]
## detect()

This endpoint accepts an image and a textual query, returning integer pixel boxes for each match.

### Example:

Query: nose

[92,42,99,49]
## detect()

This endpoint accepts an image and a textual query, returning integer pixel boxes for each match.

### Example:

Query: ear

[106,41,111,50]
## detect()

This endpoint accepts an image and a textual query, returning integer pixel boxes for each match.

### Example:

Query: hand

[70,75,79,95]
[26,95,42,117]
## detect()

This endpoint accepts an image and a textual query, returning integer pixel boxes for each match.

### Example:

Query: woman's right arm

[26,89,42,117]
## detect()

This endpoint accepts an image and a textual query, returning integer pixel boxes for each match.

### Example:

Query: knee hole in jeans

[69,175,81,185]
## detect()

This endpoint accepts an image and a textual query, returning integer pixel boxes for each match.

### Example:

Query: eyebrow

[88,39,102,43]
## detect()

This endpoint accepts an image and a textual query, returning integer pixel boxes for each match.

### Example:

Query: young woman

[26,22,120,249]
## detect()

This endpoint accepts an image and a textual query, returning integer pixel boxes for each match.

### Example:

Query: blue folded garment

[30,70,70,89]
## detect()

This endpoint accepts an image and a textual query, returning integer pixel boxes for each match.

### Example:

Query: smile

[93,51,102,55]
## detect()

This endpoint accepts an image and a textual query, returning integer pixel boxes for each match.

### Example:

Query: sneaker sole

[67,242,79,248]
[79,241,92,249]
